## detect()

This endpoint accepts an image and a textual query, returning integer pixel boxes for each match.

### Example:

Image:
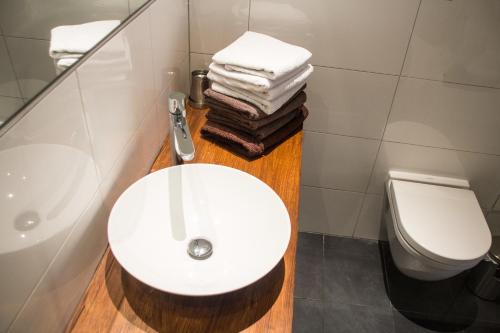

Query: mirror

[0,0,150,129]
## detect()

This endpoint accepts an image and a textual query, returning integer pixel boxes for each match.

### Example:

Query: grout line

[399,0,422,76]
[247,0,252,30]
[1,35,25,100]
[313,64,399,77]
[74,71,102,183]
[2,35,50,42]
[362,0,422,195]
[304,128,500,158]
[350,194,367,238]
[189,51,500,91]
[187,0,191,75]
[382,139,500,157]
[0,93,22,99]
[491,195,500,212]
[190,51,213,56]
[303,129,380,142]
[145,6,155,95]
[400,73,500,91]
[301,184,366,195]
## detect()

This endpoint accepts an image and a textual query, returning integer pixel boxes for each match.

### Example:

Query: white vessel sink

[108,163,291,296]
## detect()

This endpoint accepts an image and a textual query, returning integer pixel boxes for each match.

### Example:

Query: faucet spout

[169,92,195,164]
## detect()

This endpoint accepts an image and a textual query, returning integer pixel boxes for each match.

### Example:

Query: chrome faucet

[168,92,195,165]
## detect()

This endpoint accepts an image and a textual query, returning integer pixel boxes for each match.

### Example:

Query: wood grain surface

[68,106,302,333]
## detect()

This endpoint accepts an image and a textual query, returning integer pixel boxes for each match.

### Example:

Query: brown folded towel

[201,106,309,159]
[206,106,302,140]
[204,86,306,124]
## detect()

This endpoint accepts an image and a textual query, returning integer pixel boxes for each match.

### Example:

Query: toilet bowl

[385,171,492,281]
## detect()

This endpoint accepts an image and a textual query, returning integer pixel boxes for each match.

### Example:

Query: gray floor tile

[393,309,466,333]
[293,298,323,333]
[323,302,394,333]
[324,236,381,262]
[380,242,459,319]
[295,233,323,299]
[463,322,500,333]
[298,232,324,251]
[294,235,500,333]
[323,265,390,309]
[446,288,500,326]
[323,239,390,309]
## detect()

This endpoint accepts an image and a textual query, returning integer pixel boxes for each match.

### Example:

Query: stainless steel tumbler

[188,69,209,109]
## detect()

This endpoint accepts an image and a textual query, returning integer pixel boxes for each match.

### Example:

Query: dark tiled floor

[293,232,500,333]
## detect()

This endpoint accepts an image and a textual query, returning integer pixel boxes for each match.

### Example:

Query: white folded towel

[212,31,311,81]
[49,20,120,59]
[211,82,305,115]
[208,63,313,100]
[208,62,309,92]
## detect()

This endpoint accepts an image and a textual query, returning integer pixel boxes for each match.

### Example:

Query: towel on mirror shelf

[212,31,311,81]
[207,64,313,99]
[204,89,307,129]
[201,106,309,158]
[54,57,80,74]
[211,81,305,115]
[49,20,120,59]
[208,62,312,92]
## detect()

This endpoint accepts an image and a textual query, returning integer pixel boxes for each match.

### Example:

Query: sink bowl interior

[108,163,291,296]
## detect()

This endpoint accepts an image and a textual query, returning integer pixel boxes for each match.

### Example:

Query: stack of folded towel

[201,31,313,158]
[49,20,120,74]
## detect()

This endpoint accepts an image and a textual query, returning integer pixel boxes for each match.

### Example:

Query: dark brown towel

[204,86,306,124]
[201,106,309,159]
[206,106,302,140]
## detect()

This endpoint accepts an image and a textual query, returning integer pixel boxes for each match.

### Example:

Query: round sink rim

[108,163,291,296]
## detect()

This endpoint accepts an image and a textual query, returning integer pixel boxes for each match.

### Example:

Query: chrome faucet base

[169,92,195,165]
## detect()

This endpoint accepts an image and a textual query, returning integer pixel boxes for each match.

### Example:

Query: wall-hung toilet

[385,171,492,281]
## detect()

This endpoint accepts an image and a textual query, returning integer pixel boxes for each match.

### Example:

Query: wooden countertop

[69,106,302,333]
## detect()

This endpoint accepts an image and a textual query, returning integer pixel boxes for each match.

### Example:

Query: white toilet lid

[390,180,491,267]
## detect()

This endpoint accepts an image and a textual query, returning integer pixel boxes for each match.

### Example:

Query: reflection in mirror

[0,0,149,128]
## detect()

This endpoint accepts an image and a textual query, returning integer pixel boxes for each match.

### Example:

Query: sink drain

[187,238,213,260]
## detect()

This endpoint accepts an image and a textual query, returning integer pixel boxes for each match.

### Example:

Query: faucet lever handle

[169,92,186,116]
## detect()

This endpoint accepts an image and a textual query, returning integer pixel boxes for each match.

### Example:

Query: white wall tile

[0,73,99,332]
[353,194,387,240]
[301,131,379,192]
[129,0,147,13]
[403,0,500,88]
[0,0,128,40]
[190,52,212,72]
[250,0,420,74]
[299,185,364,236]
[99,104,161,211]
[77,11,155,178]
[487,212,500,236]
[0,38,21,97]
[8,190,108,333]
[385,77,500,155]
[367,141,500,209]
[0,74,95,153]
[5,38,56,99]
[304,66,398,139]
[173,55,190,95]
[0,96,23,125]
[189,0,249,54]
[150,0,189,96]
